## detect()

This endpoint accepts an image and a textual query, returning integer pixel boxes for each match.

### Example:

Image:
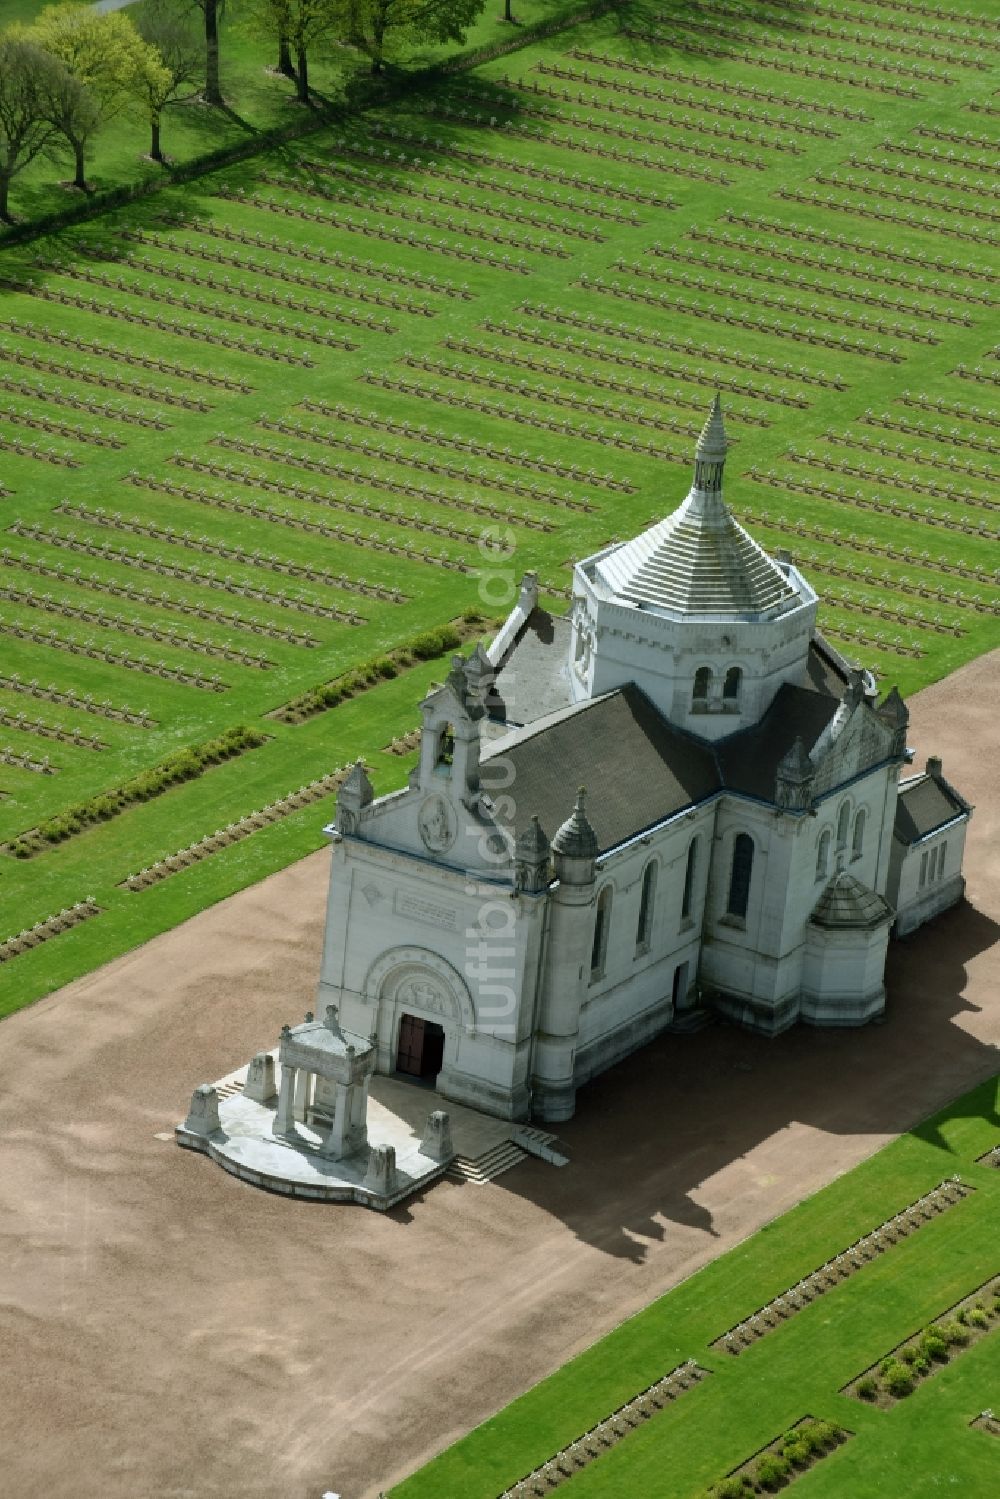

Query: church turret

[462,643,494,710]
[532,788,598,1122]
[567,398,819,740]
[775,736,814,812]
[550,787,598,885]
[416,651,485,803]
[515,814,551,894]
[876,685,909,760]
[335,758,374,834]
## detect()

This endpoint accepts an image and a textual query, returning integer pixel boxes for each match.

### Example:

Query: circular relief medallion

[418,794,458,854]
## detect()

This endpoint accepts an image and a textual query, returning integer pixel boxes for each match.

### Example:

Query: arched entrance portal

[396,1014,445,1081]
[363,947,477,1097]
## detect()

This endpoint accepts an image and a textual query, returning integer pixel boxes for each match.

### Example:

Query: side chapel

[315,401,972,1123]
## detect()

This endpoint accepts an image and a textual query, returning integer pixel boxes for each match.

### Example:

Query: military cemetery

[0,0,997,1495]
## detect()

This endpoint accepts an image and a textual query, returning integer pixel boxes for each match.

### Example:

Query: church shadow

[487,899,1000,1262]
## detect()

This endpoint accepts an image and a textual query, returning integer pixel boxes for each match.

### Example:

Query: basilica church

[316,401,972,1123]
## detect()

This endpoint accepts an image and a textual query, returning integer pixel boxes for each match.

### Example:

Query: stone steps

[447,1139,529,1184]
[513,1126,570,1166]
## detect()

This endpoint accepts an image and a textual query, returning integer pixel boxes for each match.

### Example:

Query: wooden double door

[395,1014,446,1079]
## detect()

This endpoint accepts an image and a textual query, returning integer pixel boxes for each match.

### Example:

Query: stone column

[294,1068,312,1123]
[349,1076,369,1151]
[322,1081,352,1158]
[273,1064,297,1136]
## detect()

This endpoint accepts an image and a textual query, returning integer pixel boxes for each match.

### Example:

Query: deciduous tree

[134,0,202,161]
[347,0,486,73]
[187,0,228,105]
[35,55,100,192]
[250,0,341,101]
[25,3,169,186]
[0,38,67,222]
[28,3,153,117]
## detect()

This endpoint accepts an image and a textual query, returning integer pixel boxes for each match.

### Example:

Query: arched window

[681,836,698,921]
[836,800,851,851]
[816,829,831,882]
[436,723,455,767]
[852,809,866,861]
[727,834,754,920]
[723,666,742,703]
[692,666,712,707]
[591,885,612,980]
[636,862,656,951]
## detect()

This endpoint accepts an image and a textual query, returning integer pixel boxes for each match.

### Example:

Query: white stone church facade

[316,402,972,1123]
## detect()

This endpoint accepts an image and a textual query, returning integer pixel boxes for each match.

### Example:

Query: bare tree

[0,38,66,223]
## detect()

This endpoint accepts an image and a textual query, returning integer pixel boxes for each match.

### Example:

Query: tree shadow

[494,897,1000,1262]
[610,0,814,61]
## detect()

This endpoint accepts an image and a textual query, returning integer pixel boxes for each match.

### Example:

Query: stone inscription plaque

[395,889,457,931]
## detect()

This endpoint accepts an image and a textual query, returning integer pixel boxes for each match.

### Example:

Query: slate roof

[894,774,971,844]
[491,607,848,736]
[595,497,798,616]
[490,607,573,726]
[810,871,893,930]
[479,607,887,852]
[482,686,719,852]
[715,682,842,800]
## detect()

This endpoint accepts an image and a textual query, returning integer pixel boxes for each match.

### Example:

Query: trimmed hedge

[276,620,479,723]
[8,725,268,857]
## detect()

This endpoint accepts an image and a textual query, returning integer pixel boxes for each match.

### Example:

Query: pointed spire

[875,684,909,761]
[775,735,814,812]
[778,736,812,779]
[336,757,374,833]
[696,393,729,463]
[516,813,550,861]
[515,814,552,894]
[464,642,493,698]
[339,757,374,807]
[551,786,598,860]
[876,685,908,726]
[446,653,467,697]
[693,393,729,494]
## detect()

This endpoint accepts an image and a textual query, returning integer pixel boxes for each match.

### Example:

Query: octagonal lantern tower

[568,397,819,741]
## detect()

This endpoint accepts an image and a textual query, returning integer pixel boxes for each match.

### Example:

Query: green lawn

[0,0,998,1018]
[1,0,578,228]
[391,1077,1000,1498]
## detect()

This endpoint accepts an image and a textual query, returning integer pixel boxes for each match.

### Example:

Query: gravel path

[1,652,997,1499]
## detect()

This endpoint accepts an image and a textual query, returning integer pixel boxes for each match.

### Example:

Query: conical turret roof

[595,399,797,617]
[551,788,598,860]
[810,870,893,930]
